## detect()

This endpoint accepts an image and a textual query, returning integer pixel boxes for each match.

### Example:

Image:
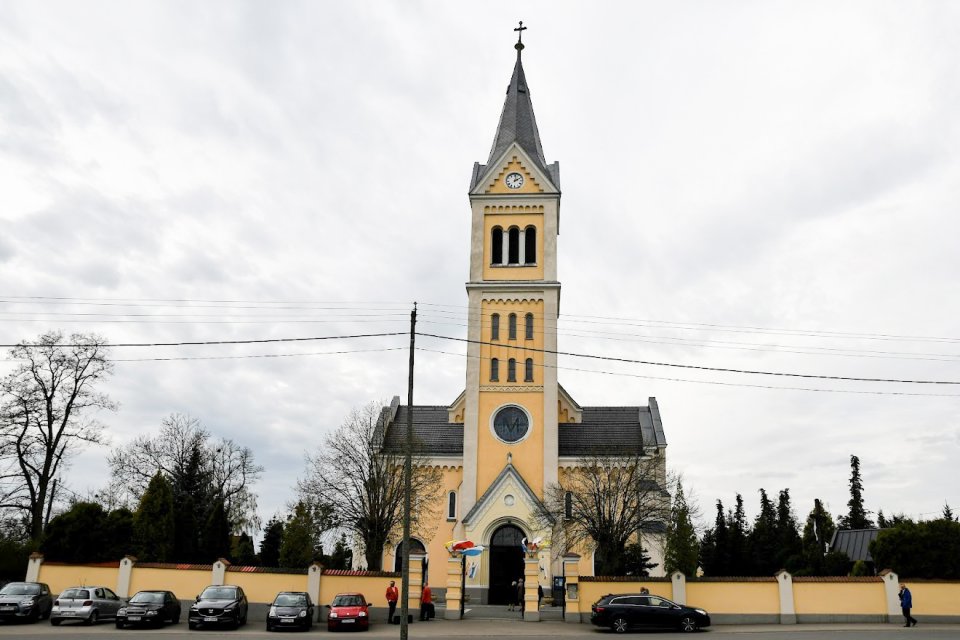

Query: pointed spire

[486,22,548,175]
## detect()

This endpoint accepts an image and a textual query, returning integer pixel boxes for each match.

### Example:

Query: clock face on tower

[505,172,524,189]
[493,406,529,443]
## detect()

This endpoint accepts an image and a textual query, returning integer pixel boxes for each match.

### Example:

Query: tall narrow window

[525,313,534,340]
[564,492,573,519]
[447,491,457,520]
[507,358,517,382]
[508,227,520,264]
[508,313,517,340]
[524,358,534,382]
[491,227,503,265]
[524,226,536,264]
[491,313,500,341]
[490,358,499,381]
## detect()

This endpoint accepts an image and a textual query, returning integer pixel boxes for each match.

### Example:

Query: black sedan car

[116,590,181,628]
[266,591,314,632]
[0,582,53,623]
[591,593,710,633]
[188,585,248,630]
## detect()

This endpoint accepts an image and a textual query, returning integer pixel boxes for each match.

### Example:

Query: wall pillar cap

[671,571,685,580]
[29,552,44,560]
[215,558,232,567]
[775,569,792,579]
[878,569,897,578]
[122,555,138,563]
[309,562,324,572]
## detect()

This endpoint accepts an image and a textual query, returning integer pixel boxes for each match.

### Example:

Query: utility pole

[400,303,416,640]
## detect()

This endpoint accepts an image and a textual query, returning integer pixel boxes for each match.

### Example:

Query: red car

[326,593,371,632]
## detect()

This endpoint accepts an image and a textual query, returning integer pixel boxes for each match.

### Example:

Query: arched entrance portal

[488,524,525,605]
[394,539,427,579]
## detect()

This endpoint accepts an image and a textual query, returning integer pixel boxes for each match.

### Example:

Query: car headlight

[695,609,707,615]
[358,611,367,617]
[269,606,277,616]
[146,610,157,616]
[118,608,127,616]
[224,607,234,612]
[299,610,307,617]
[20,599,35,606]
[190,605,198,611]
[329,611,338,619]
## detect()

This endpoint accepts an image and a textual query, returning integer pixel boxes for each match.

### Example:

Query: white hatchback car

[50,586,124,625]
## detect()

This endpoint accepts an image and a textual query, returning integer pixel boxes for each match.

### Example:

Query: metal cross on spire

[514,20,527,52]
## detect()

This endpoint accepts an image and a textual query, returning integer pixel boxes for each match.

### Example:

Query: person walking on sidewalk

[419,582,434,621]
[508,581,516,611]
[899,583,918,627]
[385,580,399,624]
[517,578,525,614]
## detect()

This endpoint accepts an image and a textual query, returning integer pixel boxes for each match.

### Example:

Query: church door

[488,524,525,605]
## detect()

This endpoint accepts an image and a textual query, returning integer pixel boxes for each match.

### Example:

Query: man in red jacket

[385,580,399,624]
[419,582,434,621]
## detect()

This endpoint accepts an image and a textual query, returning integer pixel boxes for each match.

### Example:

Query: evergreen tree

[747,489,779,575]
[171,444,208,561]
[325,533,353,570]
[280,502,319,568]
[728,494,750,574]
[800,498,836,575]
[133,472,175,562]
[698,499,727,576]
[199,498,230,560]
[41,502,121,563]
[621,541,658,577]
[104,508,134,560]
[838,455,873,529]
[870,518,960,579]
[231,533,257,566]
[775,489,803,571]
[259,516,284,567]
[664,482,699,576]
[942,502,956,522]
[876,510,888,528]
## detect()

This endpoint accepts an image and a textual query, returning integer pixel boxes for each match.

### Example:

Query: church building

[378,30,669,604]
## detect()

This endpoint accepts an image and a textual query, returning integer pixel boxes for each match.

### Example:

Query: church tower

[460,27,561,519]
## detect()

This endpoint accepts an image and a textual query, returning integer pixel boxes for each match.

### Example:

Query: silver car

[50,586,123,625]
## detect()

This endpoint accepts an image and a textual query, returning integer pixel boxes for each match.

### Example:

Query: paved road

[1,619,960,639]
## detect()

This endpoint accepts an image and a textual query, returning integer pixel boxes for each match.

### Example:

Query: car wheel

[43,607,52,620]
[188,621,198,630]
[679,616,698,632]
[173,613,181,624]
[611,617,628,633]
[116,620,124,629]
[240,611,247,625]
[266,623,273,632]
[50,618,61,626]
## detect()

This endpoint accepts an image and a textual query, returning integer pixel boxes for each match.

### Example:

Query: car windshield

[130,592,165,604]
[0,583,40,596]
[332,595,364,607]
[200,587,237,600]
[275,594,307,607]
[60,589,90,599]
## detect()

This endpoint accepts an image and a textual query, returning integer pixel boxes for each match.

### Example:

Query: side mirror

[195,595,200,602]
[325,604,331,609]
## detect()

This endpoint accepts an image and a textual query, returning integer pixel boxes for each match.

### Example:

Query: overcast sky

[2,1,959,541]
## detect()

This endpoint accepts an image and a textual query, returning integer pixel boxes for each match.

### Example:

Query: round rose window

[493,406,529,443]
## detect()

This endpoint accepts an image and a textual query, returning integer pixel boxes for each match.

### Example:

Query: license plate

[0,606,15,611]
[61,611,76,616]
[204,616,218,622]
[128,616,141,621]
[281,617,295,623]
[342,619,355,624]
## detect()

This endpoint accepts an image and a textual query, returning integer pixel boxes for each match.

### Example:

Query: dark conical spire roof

[486,46,548,175]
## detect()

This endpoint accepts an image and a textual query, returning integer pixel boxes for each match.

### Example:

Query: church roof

[380,399,666,457]
[829,528,880,563]
[470,42,560,191]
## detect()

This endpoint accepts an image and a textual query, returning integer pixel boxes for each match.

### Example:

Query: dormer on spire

[471,23,560,191]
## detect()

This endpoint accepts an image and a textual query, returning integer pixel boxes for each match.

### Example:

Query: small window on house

[508,313,517,340]
[508,227,520,264]
[564,492,573,519]
[491,313,500,340]
[525,313,534,340]
[447,491,457,520]
[507,358,517,382]
[491,227,503,265]
[490,358,499,381]
[524,226,536,264]
[524,358,534,382]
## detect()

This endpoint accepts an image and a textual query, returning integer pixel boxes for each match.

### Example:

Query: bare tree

[297,401,442,570]
[108,413,263,533]
[536,452,670,576]
[0,331,115,540]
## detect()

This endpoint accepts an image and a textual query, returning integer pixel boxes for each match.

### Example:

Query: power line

[414,332,960,386]
[111,346,406,363]
[0,332,406,349]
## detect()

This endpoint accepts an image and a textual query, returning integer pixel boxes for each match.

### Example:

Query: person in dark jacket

[517,578,525,614]
[898,583,918,627]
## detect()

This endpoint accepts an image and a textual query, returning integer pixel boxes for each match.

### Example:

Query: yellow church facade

[378,34,669,604]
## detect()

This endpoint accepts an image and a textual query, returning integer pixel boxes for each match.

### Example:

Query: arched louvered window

[508,313,517,340]
[508,227,520,264]
[524,358,534,382]
[490,358,499,382]
[525,313,534,340]
[564,492,573,519]
[507,358,517,382]
[524,226,536,264]
[491,227,503,265]
[491,313,500,341]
